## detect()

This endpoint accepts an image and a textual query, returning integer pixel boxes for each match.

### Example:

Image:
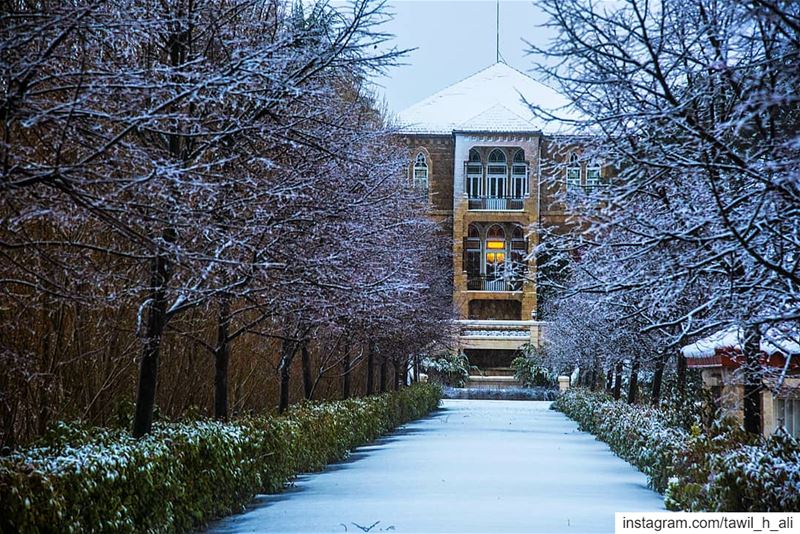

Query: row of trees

[532,0,800,431]
[0,0,453,447]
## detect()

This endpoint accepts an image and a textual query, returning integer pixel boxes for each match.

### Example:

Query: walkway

[208,400,664,533]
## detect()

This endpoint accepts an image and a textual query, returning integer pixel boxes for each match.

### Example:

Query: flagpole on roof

[496,0,500,63]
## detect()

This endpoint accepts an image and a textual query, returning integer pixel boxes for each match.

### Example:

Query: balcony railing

[468,196,524,211]
[467,275,524,292]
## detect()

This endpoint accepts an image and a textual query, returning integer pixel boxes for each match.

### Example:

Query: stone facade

[396,63,598,368]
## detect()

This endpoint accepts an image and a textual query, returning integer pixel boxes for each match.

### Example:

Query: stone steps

[466,374,521,389]
[475,366,516,377]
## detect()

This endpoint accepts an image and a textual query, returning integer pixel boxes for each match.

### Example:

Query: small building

[681,327,800,437]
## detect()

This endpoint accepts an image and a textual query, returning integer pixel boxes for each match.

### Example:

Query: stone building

[397,63,602,374]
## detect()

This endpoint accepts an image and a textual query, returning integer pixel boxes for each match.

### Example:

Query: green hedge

[0,383,442,533]
[553,388,800,512]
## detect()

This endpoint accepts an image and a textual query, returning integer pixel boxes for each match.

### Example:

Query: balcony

[457,319,544,351]
[466,275,524,292]
[467,196,524,211]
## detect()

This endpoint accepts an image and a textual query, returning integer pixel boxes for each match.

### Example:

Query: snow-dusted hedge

[0,383,441,533]
[553,388,800,512]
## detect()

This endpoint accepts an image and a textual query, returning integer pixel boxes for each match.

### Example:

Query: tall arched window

[485,225,506,289]
[465,224,482,280]
[586,160,602,189]
[511,149,528,198]
[486,149,507,205]
[510,225,527,289]
[566,152,581,190]
[413,152,429,192]
[466,149,482,199]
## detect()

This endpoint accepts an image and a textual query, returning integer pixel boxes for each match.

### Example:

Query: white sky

[372,1,555,114]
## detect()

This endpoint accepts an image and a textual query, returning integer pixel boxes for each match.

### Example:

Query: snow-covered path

[208,400,664,533]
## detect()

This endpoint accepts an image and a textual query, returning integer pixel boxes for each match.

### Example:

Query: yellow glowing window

[486,252,505,263]
[486,241,505,250]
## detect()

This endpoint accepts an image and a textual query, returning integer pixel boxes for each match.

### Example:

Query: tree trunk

[677,352,687,398]
[393,359,401,391]
[366,340,375,395]
[591,356,601,391]
[342,348,351,399]
[379,359,387,393]
[613,361,622,400]
[743,328,763,434]
[651,352,666,406]
[213,299,231,420]
[627,356,640,404]
[278,336,297,414]
[301,341,313,400]
[605,367,613,391]
[132,252,171,438]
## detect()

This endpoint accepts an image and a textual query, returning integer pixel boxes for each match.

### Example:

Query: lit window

[413,152,429,192]
[566,152,581,190]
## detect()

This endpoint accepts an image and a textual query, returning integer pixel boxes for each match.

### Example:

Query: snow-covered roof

[396,63,576,135]
[680,326,800,358]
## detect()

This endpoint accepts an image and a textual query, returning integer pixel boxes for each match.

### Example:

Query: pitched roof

[396,63,576,135]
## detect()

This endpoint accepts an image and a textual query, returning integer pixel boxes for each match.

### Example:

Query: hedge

[553,388,800,512]
[0,383,442,533]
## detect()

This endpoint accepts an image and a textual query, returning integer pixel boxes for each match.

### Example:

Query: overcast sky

[372,1,555,114]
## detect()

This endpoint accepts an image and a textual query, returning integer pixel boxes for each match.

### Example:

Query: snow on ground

[207,400,663,533]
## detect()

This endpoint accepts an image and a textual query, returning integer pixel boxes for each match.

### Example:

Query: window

[486,149,507,200]
[466,149,482,198]
[485,225,506,289]
[774,398,800,438]
[413,152,429,192]
[465,224,482,278]
[586,161,602,189]
[566,152,581,190]
[511,149,528,198]
[464,223,525,291]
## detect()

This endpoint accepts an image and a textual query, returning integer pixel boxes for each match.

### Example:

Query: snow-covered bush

[554,388,799,511]
[553,388,690,492]
[666,430,800,512]
[511,355,555,388]
[421,352,470,387]
[0,383,441,533]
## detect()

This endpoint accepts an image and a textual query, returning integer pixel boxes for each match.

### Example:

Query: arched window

[412,152,429,192]
[466,149,482,199]
[566,152,581,190]
[465,223,482,279]
[510,224,527,288]
[511,149,528,198]
[485,225,506,283]
[463,223,525,291]
[486,150,507,202]
[488,149,507,164]
[586,160,602,189]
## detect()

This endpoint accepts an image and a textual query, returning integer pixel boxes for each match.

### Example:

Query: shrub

[0,383,441,533]
[421,351,471,387]
[511,355,554,388]
[553,388,799,512]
